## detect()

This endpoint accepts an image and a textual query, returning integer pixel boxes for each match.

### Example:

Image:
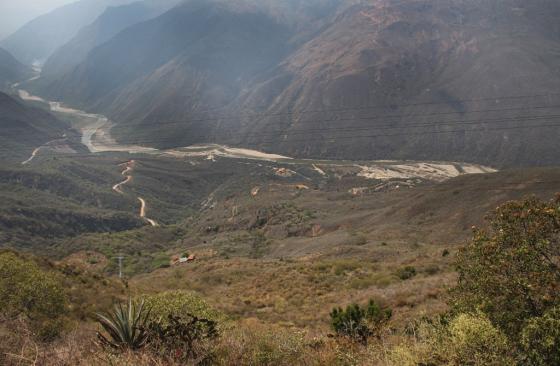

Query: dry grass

[1,318,395,366]
[131,240,455,329]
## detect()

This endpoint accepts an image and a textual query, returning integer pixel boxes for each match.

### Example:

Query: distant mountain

[0,0,134,65]
[30,0,560,167]
[40,0,180,79]
[0,48,32,91]
[0,92,68,162]
[32,1,294,121]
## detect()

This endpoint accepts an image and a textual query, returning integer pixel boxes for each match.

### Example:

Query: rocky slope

[29,0,560,167]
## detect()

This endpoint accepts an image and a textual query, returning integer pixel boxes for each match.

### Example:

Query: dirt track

[112,160,158,227]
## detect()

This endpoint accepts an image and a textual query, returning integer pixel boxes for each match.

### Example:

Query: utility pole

[114,255,125,279]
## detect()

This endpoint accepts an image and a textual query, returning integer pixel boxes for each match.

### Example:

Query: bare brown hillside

[29,0,560,167]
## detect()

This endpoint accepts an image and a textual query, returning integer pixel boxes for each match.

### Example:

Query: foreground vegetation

[1,194,558,365]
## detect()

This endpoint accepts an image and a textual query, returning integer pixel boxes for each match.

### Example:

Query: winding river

[18,89,157,154]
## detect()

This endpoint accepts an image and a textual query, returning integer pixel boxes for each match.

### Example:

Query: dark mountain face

[0,48,32,91]
[0,0,134,65]
[232,0,560,167]
[33,1,293,121]
[0,92,69,162]
[30,0,560,167]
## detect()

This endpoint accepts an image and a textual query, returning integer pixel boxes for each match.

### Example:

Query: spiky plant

[96,298,151,350]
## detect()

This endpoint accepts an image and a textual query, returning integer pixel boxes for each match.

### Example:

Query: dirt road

[138,197,159,227]
[21,138,67,165]
[112,160,158,227]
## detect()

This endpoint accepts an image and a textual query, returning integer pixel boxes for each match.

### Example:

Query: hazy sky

[0,0,77,40]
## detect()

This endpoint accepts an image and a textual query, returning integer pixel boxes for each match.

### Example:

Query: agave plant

[96,298,151,350]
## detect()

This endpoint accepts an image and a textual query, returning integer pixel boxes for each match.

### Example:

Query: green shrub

[448,313,513,365]
[145,314,218,363]
[396,266,417,280]
[521,306,560,366]
[330,300,391,344]
[388,313,513,366]
[451,195,560,340]
[423,265,440,276]
[332,260,360,276]
[0,252,66,340]
[142,290,223,325]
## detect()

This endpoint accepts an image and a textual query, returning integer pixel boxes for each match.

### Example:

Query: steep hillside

[35,0,293,126]
[38,0,180,80]
[235,0,560,167]
[0,0,134,65]
[0,156,148,251]
[0,92,71,163]
[30,0,560,167]
[0,48,31,91]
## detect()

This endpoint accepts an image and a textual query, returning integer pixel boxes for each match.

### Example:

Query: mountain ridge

[27,0,560,167]
[0,0,135,65]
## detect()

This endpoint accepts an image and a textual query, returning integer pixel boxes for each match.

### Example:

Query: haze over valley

[0,1,559,365]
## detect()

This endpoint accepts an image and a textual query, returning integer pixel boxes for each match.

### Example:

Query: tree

[521,306,560,366]
[451,195,560,340]
[330,299,392,344]
[0,251,66,340]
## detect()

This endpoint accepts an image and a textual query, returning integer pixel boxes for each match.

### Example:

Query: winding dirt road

[138,198,159,227]
[112,160,159,227]
[21,138,67,165]
[112,161,134,194]
[21,146,42,165]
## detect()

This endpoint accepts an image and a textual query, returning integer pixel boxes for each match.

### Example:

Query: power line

[109,92,560,124]
[114,255,125,279]
[1,119,559,160]
[20,117,559,150]
[96,102,560,130]
[5,110,560,145]
[136,112,560,141]
[2,95,560,159]
[19,88,560,128]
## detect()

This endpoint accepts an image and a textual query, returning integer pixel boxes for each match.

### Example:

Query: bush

[396,266,417,280]
[448,313,513,365]
[142,290,223,325]
[521,306,560,366]
[330,300,391,344]
[423,264,440,276]
[388,313,513,366]
[0,252,66,340]
[452,195,560,340]
[144,314,218,363]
